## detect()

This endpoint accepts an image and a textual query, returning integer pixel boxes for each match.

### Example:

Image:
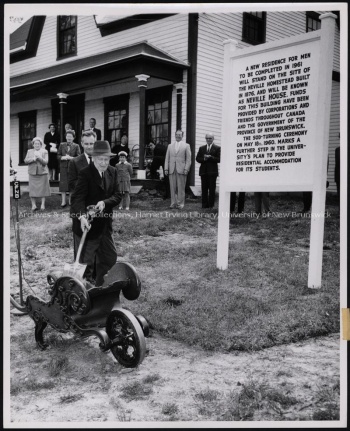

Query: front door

[52,93,85,145]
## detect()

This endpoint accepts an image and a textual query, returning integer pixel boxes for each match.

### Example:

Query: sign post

[12,176,23,305]
[217,14,337,288]
[308,13,337,288]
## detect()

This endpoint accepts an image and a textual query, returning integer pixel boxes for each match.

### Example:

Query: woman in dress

[24,137,51,211]
[57,130,81,207]
[115,151,133,210]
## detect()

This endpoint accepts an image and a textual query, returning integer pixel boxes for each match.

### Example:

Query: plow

[10,205,149,368]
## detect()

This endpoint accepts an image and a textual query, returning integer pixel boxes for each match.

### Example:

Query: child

[116,151,133,210]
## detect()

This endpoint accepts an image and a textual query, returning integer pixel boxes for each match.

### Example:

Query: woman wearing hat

[57,129,81,207]
[70,140,122,286]
[43,123,61,181]
[24,137,51,211]
[115,151,133,210]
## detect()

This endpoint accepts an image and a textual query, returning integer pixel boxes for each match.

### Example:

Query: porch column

[135,74,150,177]
[174,83,184,131]
[57,93,68,140]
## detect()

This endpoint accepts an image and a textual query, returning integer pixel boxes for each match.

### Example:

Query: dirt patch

[9,309,340,423]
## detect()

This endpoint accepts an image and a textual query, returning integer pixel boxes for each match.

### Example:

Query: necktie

[102,172,106,189]
[207,145,210,154]
[88,156,92,164]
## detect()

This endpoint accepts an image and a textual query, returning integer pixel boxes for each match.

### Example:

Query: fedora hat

[91,140,114,157]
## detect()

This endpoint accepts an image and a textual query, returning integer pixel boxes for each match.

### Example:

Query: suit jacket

[57,142,81,170]
[85,128,102,140]
[70,164,122,239]
[24,149,49,175]
[68,153,89,192]
[164,140,191,175]
[334,146,340,183]
[196,143,221,176]
[43,131,61,150]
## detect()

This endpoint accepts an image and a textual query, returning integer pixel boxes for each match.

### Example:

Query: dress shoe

[31,206,37,211]
[61,204,67,208]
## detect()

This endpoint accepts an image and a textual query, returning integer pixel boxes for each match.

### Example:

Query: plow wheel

[106,309,146,368]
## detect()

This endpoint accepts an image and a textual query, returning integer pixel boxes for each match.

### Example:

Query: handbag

[50,143,57,153]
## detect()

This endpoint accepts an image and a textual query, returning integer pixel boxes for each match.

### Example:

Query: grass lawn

[9,190,340,352]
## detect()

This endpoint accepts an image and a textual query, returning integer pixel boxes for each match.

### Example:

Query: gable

[10,16,46,63]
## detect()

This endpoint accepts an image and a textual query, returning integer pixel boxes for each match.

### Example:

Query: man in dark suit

[70,141,122,286]
[86,118,102,140]
[68,130,96,193]
[196,133,221,208]
[334,134,340,202]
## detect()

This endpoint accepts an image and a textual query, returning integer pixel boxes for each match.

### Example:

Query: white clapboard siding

[11,14,189,77]
[195,11,340,189]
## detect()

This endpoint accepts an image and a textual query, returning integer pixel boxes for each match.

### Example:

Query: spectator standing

[335,143,340,202]
[58,130,81,207]
[164,130,191,209]
[115,151,133,210]
[148,141,167,179]
[254,192,270,216]
[196,133,221,209]
[70,140,122,286]
[230,192,245,214]
[43,123,60,181]
[110,135,130,166]
[24,137,51,211]
[86,118,102,141]
[68,130,96,193]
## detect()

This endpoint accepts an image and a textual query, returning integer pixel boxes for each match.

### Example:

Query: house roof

[10,16,46,62]
[11,41,189,90]
[10,17,33,51]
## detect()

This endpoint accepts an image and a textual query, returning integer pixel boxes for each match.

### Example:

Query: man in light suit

[68,130,97,193]
[164,130,191,209]
[70,140,122,286]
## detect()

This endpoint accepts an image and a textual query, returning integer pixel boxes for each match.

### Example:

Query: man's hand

[95,201,105,213]
[183,170,188,175]
[80,215,91,232]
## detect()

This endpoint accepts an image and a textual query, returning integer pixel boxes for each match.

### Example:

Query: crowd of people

[20,124,339,286]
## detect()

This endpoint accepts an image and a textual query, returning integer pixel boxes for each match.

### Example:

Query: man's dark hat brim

[91,140,114,157]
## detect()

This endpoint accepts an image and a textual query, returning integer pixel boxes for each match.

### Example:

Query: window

[104,95,129,151]
[306,12,321,32]
[57,16,77,58]
[146,88,172,149]
[18,111,36,164]
[242,12,266,45]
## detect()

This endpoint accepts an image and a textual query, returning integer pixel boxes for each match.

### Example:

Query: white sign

[228,40,320,191]
[217,14,337,290]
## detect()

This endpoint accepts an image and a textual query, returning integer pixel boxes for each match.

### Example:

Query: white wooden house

[9,11,340,192]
